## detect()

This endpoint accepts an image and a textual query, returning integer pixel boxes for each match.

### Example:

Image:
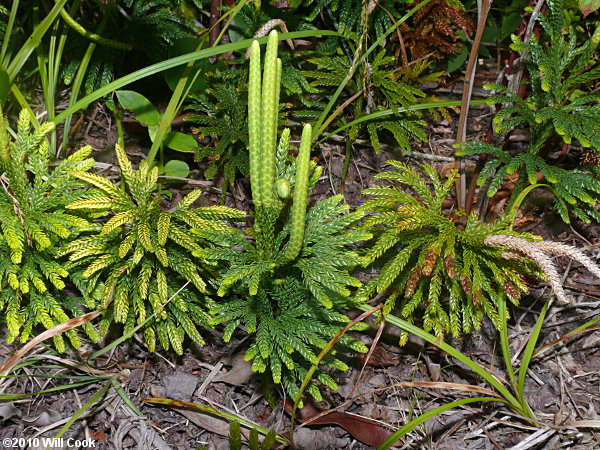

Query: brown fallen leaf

[213,352,255,385]
[89,431,107,441]
[284,399,401,447]
[357,345,397,367]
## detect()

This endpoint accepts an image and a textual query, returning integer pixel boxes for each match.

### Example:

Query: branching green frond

[65,144,240,353]
[212,278,367,401]
[459,142,600,222]
[360,162,543,343]
[0,109,99,350]
[208,34,370,399]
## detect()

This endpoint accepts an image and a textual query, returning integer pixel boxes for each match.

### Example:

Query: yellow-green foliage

[0,109,97,351]
[359,161,543,344]
[63,143,245,354]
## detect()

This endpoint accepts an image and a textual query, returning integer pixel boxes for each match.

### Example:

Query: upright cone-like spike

[248,40,263,207]
[286,124,312,261]
[259,30,280,208]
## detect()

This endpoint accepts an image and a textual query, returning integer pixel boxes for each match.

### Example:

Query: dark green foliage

[62,0,199,93]
[203,35,370,402]
[0,110,97,350]
[212,278,365,401]
[186,70,249,191]
[227,420,278,450]
[123,0,198,58]
[295,0,406,42]
[458,0,600,222]
[202,161,370,399]
[303,48,441,153]
[358,161,541,344]
[63,144,245,354]
[457,142,600,222]
[0,4,8,42]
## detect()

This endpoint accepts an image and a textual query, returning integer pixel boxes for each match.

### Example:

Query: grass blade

[0,379,101,400]
[142,397,288,445]
[53,377,114,441]
[357,304,526,416]
[318,100,488,144]
[516,296,550,418]
[377,397,504,449]
[498,293,517,388]
[52,30,338,125]
[111,378,146,418]
[7,0,68,81]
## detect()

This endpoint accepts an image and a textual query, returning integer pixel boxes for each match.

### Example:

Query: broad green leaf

[482,25,500,42]
[116,90,160,126]
[447,47,469,73]
[501,13,522,41]
[165,38,213,94]
[164,160,190,178]
[164,131,198,153]
[0,66,9,102]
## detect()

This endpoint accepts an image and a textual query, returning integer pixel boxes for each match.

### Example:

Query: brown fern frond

[397,0,474,60]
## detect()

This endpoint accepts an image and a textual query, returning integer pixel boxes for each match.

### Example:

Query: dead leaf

[357,345,397,367]
[89,430,107,441]
[163,371,198,401]
[0,403,20,423]
[0,289,114,376]
[285,400,401,447]
[146,388,230,437]
[294,428,350,449]
[213,352,255,386]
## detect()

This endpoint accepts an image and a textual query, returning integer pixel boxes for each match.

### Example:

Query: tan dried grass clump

[484,235,600,304]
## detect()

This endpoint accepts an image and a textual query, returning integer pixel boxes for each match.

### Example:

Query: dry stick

[0,174,32,245]
[482,425,505,450]
[455,0,491,210]
[507,0,546,97]
[376,0,408,65]
[0,288,114,376]
[476,1,544,219]
[289,301,385,437]
[469,66,507,217]
[349,315,386,398]
[361,2,374,114]
[297,380,501,430]
[534,326,600,360]
[209,0,222,47]
[326,134,455,162]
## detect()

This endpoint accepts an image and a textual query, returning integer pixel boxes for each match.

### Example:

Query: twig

[506,0,546,97]
[508,427,555,450]
[455,0,492,210]
[326,134,455,161]
[0,293,113,376]
[349,315,386,397]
